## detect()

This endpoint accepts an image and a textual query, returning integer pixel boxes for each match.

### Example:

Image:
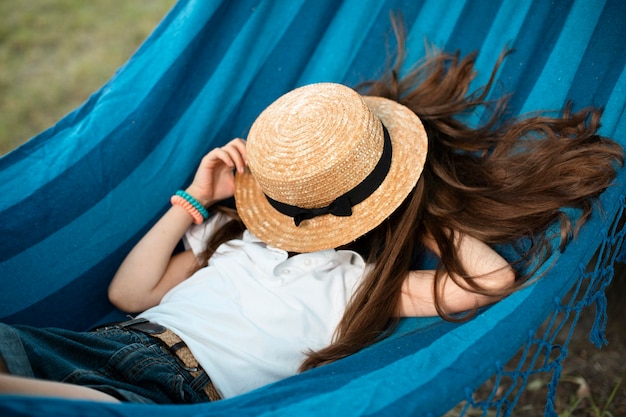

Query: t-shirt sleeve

[182,212,231,258]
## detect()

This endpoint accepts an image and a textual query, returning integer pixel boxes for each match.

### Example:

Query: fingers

[188,139,247,203]
[223,138,247,173]
[210,138,247,173]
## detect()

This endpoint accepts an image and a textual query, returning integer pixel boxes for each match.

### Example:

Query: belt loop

[170,341,187,353]
[95,318,222,401]
[129,320,223,401]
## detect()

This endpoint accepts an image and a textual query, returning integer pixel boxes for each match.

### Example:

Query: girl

[0,50,622,404]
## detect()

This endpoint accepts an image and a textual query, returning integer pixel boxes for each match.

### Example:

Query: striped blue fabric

[0,0,624,415]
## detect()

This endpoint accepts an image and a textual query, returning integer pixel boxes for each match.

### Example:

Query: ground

[496,263,625,416]
[540,262,625,417]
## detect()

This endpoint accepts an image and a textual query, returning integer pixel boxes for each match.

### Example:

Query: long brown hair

[203,25,623,371]
[297,25,623,370]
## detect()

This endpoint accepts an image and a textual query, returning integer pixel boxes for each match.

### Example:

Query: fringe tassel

[590,291,609,348]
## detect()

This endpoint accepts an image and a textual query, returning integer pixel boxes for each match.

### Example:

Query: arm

[108,138,247,313]
[396,233,515,317]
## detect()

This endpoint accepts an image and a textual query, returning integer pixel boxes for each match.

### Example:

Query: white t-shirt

[139,213,367,399]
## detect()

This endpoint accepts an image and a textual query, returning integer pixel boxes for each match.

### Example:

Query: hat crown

[247,83,384,209]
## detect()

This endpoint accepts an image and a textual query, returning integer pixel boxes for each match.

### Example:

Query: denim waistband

[96,318,221,401]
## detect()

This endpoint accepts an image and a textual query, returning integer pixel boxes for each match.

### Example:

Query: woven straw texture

[235,83,428,252]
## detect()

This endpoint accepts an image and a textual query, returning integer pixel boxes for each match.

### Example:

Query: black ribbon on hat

[264,124,393,226]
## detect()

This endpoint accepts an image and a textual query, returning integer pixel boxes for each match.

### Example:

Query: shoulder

[182,211,233,255]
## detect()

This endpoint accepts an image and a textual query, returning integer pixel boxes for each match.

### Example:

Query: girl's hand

[109,139,246,312]
[185,138,247,206]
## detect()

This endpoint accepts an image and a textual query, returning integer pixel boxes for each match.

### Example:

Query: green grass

[0,0,176,155]
[558,377,622,417]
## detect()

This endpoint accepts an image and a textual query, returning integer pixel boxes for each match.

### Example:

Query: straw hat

[234,82,428,252]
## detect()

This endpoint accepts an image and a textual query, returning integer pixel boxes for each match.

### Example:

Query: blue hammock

[1,1,624,416]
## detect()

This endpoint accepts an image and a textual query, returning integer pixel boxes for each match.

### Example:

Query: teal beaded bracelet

[175,190,210,221]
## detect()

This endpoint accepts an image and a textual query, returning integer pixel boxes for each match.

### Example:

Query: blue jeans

[0,322,214,404]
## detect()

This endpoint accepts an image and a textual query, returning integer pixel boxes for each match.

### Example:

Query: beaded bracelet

[175,190,210,220]
[170,190,210,224]
[171,195,204,224]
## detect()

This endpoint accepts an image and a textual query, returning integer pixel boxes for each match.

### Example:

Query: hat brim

[234,96,428,253]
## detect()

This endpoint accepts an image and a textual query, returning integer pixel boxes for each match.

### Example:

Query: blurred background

[0,1,623,415]
[0,0,176,155]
